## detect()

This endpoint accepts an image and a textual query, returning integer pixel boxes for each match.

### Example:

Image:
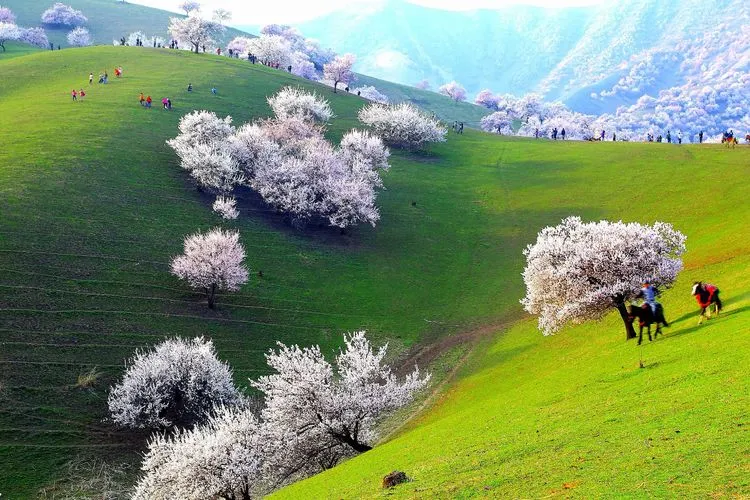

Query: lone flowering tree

[358,102,447,149]
[178,0,201,15]
[323,53,356,93]
[438,81,467,102]
[171,228,249,309]
[521,217,686,339]
[66,26,91,47]
[168,15,223,54]
[0,22,19,52]
[41,3,87,26]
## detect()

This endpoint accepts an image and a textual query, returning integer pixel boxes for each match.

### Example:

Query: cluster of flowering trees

[167,88,392,229]
[125,331,429,498]
[0,6,49,52]
[359,103,447,149]
[41,2,87,26]
[521,217,686,339]
[168,14,224,54]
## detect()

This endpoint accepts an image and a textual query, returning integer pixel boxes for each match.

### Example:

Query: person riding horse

[628,281,669,344]
[692,282,722,324]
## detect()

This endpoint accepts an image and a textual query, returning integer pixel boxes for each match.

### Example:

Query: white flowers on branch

[267,87,333,123]
[520,216,686,339]
[171,227,249,309]
[358,102,447,149]
[66,26,91,47]
[213,196,239,220]
[167,89,391,229]
[108,337,242,429]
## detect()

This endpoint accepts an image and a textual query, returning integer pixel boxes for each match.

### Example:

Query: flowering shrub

[267,87,333,123]
[66,27,91,47]
[212,196,239,220]
[358,102,446,149]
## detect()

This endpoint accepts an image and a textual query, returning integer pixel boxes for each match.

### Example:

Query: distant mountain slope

[2,0,249,47]
[298,0,749,114]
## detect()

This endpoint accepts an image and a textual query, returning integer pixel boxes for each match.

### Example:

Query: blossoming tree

[168,15,223,54]
[438,81,467,102]
[520,216,686,339]
[323,53,356,93]
[171,228,249,309]
[66,26,91,47]
[358,102,446,149]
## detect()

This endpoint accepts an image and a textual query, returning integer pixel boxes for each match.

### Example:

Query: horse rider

[637,281,660,314]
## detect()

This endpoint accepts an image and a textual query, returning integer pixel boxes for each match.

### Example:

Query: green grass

[0,46,748,497]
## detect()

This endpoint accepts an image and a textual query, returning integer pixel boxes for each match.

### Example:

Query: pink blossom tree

[521,217,686,339]
[0,22,19,52]
[323,53,356,93]
[41,3,87,26]
[475,89,498,109]
[0,6,15,24]
[19,27,49,49]
[108,336,241,429]
[438,81,467,102]
[171,228,249,309]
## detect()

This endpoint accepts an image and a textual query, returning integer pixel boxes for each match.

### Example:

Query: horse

[691,282,722,324]
[628,303,669,345]
[745,134,750,144]
[722,136,738,148]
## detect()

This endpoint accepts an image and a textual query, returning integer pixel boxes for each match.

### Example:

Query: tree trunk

[615,299,636,340]
[207,284,216,309]
[333,81,338,93]
[338,433,372,453]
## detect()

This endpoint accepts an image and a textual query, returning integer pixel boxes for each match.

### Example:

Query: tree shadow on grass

[659,305,749,342]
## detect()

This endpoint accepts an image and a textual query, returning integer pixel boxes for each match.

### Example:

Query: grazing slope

[0,47,748,496]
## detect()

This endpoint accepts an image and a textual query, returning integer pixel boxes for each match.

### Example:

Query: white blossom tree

[169,15,223,54]
[133,407,266,500]
[227,36,252,56]
[0,6,15,24]
[323,53,356,93]
[0,22,19,52]
[415,79,430,90]
[290,51,318,80]
[19,27,49,49]
[438,81,467,102]
[267,87,333,123]
[353,85,389,104]
[41,3,87,26]
[212,8,232,25]
[178,0,200,15]
[480,111,513,135]
[213,196,239,220]
[66,26,91,47]
[108,337,242,429]
[358,102,447,149]
[171,228,249,309]
[248,34,292,66]
[254,331,429,463]
[520,217,686,339]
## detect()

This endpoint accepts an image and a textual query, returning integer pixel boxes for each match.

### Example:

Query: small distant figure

[552,127,558,140]
[612,133,616,141]
[228,48,233,57]
[139,92,145,106]
[120,37,126,46]
[677,130,683,144]
[153,39,157,48]
[71,89,78,101]
[345,86,350,92]
[657,135,662,143]
[211,87,217,95]
[287,65,292,73]
[167,98,172,110]
[57,45,61,50]
[89,72,94,85]
[216,47,221,56]
[561,128,566,140]
[600,130,606,141]
[79,89,85,101]
[534,128,539,139]
[146,95,152,108]
[170,40,175,49]
[162,97,169,110]
[699,130,704,143]
[357,90,361,96]
[50,41,54,50]
[458,122,464,134]
[666,130,671,143]
[187,83,193,92]
[202,44,206,53]
[114,67,122,78]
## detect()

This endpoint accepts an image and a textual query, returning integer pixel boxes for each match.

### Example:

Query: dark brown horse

[628,303,669,345]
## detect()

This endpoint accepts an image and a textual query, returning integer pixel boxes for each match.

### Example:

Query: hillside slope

[0,47,748,497]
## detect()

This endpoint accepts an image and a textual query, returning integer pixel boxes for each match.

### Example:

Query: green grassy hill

[1,0,490,126]
[0,46,748,497]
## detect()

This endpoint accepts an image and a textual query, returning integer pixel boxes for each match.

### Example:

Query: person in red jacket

[71,89,78,101]
[691,282,722,324]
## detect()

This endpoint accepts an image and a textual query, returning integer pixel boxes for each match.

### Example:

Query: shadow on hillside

[661,305,749,341]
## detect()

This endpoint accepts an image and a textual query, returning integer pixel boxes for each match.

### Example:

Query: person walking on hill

[613,132,617,141]
[167,98,172,110]
[561,128,566,140]
[187,83,193,92]
[666,130,671,143]
[139,92,145,106]
[211,87,217,95]
[459,122,464,134]
[534,128,539,139]
[146,95,152,108]
[79,89,85,101]
[162,97,169,110]
[71,89,78,102]
[600,130,606,141]
[677,130,683,144]
[89,72,94,85]
[699,130,704,143]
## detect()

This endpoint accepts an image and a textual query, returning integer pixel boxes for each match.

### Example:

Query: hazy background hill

[282,0,748,114]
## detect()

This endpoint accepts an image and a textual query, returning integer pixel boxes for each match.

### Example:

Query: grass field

[0,46,748,497]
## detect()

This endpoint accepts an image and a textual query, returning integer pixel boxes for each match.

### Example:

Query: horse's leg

[698,308,705,325]
[647,325,652,342]
[638,326,643,345]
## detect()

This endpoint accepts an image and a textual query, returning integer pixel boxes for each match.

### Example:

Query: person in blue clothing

[637,281,660,315]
